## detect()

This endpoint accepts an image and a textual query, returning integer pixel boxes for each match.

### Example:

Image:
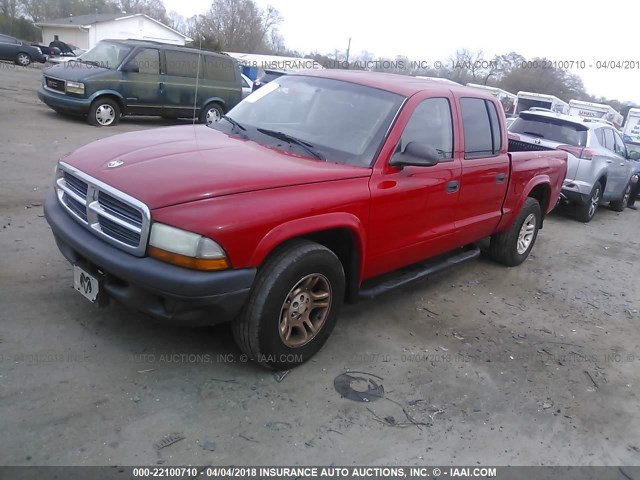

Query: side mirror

[628,151,640,161]
[390,142,440,168]
[121,63,139,74]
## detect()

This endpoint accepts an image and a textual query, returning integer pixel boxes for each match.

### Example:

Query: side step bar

[358,244,481,300]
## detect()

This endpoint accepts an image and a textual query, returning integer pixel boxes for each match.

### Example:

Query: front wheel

[489,197,541,267]
[575,181,602,222]
[16,52,31,66]
[88,98,120,127]
[200,103,223,126]
[232,240,345,369]
[610,183,631,212]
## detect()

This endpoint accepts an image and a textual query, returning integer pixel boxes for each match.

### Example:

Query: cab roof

[291,69,497,99]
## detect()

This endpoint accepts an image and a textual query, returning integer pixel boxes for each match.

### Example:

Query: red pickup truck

[45,71,567,368]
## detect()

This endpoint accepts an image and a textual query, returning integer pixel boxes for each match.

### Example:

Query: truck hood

[61,125,371,209]
[44,62,111,82]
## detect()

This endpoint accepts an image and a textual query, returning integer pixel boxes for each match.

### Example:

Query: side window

[613,131,627,157]
[241,76,249,88]
[594,128,605,146]
[460,97,493,158]
[204,56,236,82]
[399,98,454,160]
[602,128,615,151]
[165,51,201,78]
[129,48,159,75]
[486,101,502,153]
[0,34,17,44]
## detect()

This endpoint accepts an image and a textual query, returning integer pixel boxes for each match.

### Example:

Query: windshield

[78,41,132,69]
[510,114,588,146]
[217,75,404,167]
[516,98,553,114]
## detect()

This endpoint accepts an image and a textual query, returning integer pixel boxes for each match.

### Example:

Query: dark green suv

[38,39,242,127]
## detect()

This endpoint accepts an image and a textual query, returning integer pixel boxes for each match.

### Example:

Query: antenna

[192,37,202,125]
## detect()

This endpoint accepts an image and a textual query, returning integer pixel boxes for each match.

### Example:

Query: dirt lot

[1,62,639,467]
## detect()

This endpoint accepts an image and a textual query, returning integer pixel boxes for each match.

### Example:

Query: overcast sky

[163,0,640,104]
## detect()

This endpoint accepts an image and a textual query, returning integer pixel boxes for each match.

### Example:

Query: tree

[115,0,168,23]
[187,0,281,53]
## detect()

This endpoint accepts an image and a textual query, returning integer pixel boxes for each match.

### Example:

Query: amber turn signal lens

[148,246,230,271]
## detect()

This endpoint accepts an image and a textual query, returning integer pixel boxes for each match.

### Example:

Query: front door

[366,94,462,279]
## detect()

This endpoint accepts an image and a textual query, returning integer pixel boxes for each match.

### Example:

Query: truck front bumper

[38,87,91,114]
[44,193,256,324]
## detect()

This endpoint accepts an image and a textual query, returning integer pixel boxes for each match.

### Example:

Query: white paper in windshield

[243,81,280,103]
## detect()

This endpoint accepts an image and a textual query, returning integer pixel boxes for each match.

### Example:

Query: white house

[36,13,191,50]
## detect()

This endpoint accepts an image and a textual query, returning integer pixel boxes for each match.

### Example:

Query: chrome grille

[55,162,151,256]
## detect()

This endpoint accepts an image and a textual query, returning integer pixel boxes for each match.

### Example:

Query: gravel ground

[0,62,639,467]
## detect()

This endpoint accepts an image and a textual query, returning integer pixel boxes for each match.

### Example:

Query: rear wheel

[489,197,541,267]
[88,98,120,127]
[575,181,601,222]
[16,52,31,66]
[232,240,345,369]
[610,183,631,212]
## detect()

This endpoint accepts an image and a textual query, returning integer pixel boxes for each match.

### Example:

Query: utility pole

[345,37,351,68]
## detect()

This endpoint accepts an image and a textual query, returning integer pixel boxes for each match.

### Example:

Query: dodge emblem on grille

[107,159,124,168]
[534,138,541,144]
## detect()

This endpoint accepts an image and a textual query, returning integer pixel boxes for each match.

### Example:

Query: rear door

[613,130,635,191]
[366,94,462,277]
[600,127,625,197]
[162,50,201,117]
[455,97,509,245]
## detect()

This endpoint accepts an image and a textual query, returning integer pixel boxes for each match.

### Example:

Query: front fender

[250,212,367,281]
[87,90,127,107]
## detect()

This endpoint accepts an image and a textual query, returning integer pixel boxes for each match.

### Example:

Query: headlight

[148,223,229,271]
[66,80,85,95]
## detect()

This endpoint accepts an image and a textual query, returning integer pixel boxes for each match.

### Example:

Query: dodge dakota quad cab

[44,71,567,368]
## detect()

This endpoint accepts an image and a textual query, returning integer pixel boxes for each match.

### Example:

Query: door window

[461,98,495,158]
[165,51,200,78]
[399,98,454,160]
[128,48,159,75]
[613,131,628,157]
[602,128,615,151]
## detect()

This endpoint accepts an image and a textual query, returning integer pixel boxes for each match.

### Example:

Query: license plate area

[73,264,100,303]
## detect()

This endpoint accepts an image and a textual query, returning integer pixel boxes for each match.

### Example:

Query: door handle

[446,180,459,193]
[496,173,506,184]
[606,159,613,163]
[159,82,164,93]
[620,163,625,166]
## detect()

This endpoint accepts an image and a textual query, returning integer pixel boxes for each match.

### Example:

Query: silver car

[509,111,639,222]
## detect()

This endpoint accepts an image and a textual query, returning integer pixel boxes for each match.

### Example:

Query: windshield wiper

[257,128,324,160]
[76,59,106,68]
[222,115,246,132]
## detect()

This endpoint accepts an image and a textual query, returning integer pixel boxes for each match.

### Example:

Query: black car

[0,33,47,66]
[252,68,287,91]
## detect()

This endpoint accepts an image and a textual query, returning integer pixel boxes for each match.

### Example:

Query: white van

[623,108,640,143]
[514,91,569,115]
[569,99,623,129]
[466,83,517,114]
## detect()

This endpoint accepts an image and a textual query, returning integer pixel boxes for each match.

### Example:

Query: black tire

[88,98,120,127]
[610,183,631,212]
[16,52,31,66]
[575,181,602,223]
[232,240,345,369]
[200,102,223,126]
[489,197,541,267]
